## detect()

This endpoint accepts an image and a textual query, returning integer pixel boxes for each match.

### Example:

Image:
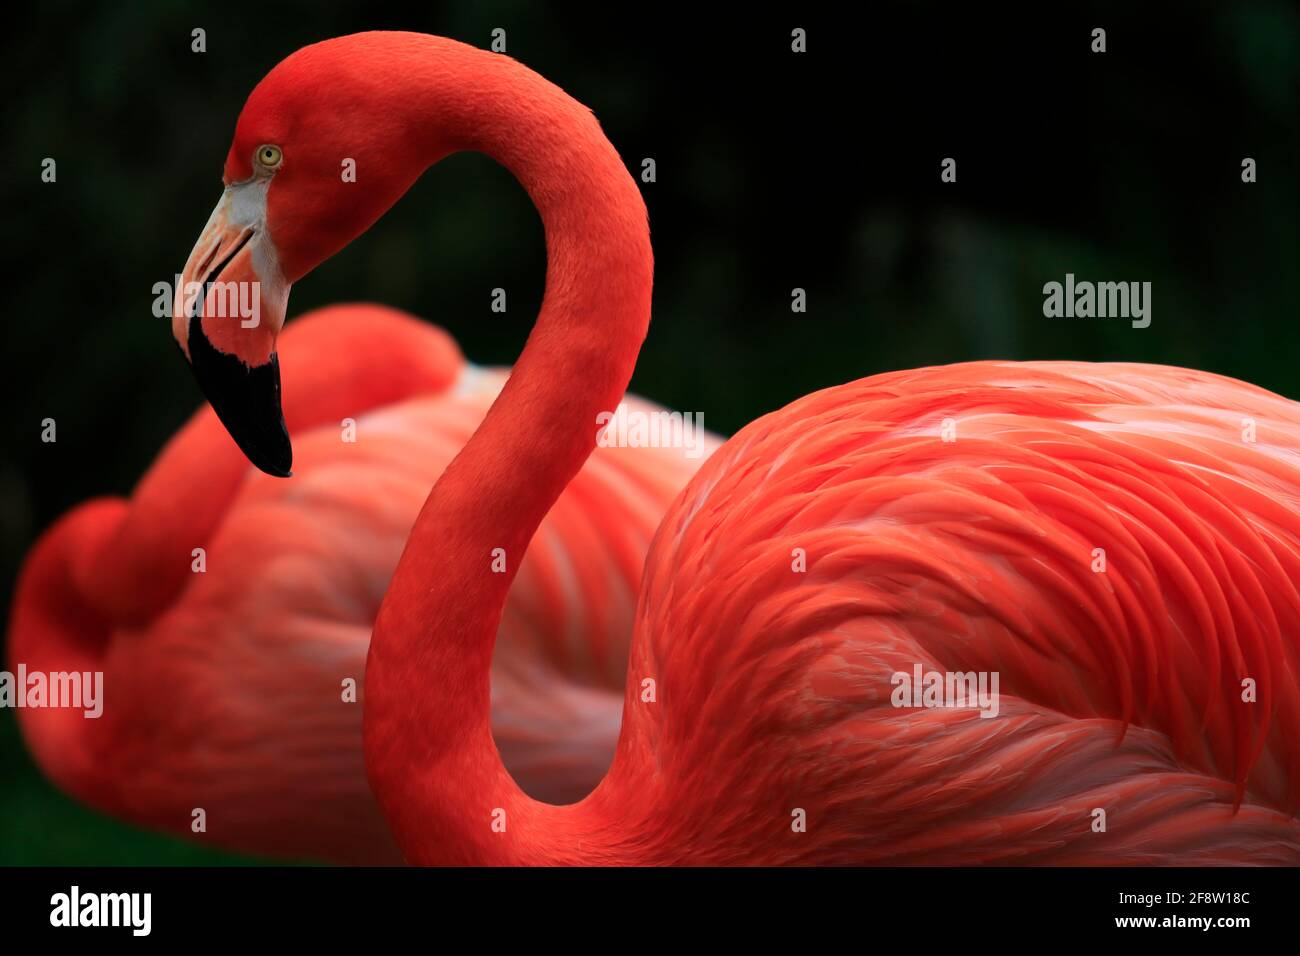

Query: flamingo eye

[255,144,283,170]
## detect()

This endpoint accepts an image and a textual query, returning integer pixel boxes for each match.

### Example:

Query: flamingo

[173,32,1300,865]
[9,301,716,863]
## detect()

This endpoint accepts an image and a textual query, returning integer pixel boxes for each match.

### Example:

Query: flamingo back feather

[610,361,1300,864]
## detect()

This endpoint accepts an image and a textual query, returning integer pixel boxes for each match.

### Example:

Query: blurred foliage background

[2,0,1299,863]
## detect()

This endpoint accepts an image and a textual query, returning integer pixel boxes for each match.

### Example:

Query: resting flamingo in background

[176,32,1300,864]
[9,302,716,863]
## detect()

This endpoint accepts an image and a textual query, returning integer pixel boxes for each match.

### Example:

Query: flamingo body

[9,303,716,863]
[599,361,1300,864]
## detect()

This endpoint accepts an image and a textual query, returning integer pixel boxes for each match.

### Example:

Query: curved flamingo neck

[362,36,651,865]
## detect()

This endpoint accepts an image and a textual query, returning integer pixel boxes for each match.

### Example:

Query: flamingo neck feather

[361,35,651,865]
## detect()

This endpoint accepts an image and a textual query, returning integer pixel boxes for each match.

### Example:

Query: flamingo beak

[174,185,293,477]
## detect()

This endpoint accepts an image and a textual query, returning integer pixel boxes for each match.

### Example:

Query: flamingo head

[174,37,442,477]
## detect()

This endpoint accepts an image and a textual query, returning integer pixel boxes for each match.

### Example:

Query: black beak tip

[186,313,294,478]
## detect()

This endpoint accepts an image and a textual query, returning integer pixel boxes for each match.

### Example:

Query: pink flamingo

[9,302,715,863]
[181,32,1300,864]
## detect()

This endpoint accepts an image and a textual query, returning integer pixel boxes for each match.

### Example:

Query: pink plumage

[614,361,1300,863]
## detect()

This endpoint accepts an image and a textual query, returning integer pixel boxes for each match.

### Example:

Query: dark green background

[3,1,1298,863]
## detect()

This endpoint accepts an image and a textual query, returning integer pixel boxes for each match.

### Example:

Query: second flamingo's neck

[362,35,651,864]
